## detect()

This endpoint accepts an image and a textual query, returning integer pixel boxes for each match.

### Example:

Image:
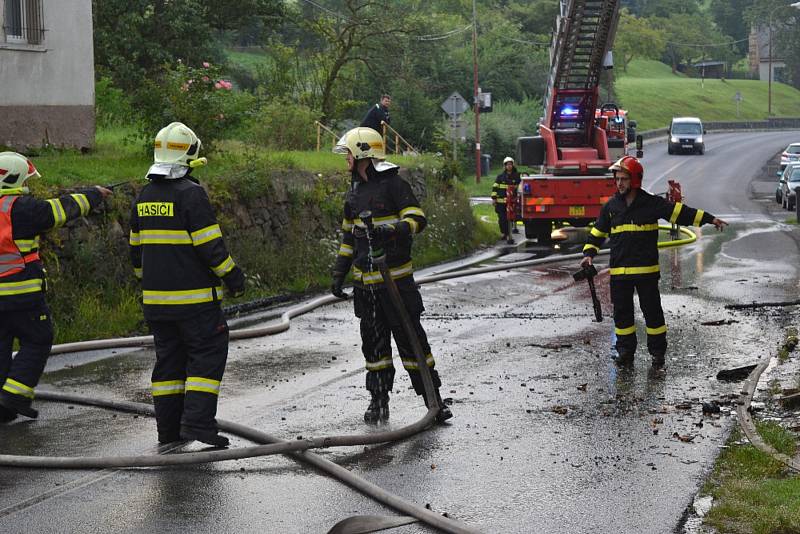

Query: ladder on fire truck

[540,0,621,174]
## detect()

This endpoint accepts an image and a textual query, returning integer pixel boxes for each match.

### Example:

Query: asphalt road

[1,130,799,534]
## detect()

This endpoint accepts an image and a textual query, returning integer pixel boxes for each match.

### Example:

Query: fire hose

[0,225,699,533]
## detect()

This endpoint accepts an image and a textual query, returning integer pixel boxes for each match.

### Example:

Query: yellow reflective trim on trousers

[399,206,424,218]
[142,286,222,305]
[129,231,141,246]
[353,261,413,285]
[139,229,193,245]
[3,378,34,399]
[70,193,90,216]
[403,218,419,234]
[338,243,353,257]
[583,244,599,253]
[186,377,221,395]
[46,199,67,228]
[133,267,143,279]
[191,224,223,246]
[401,354,436,370]
[0,278,43,295]
[365,357,394,371]
[615,325,636,336]
[669,203,683,224]
[151,380,185,396]
[693,209,704,227]
[342,219,354,231]
[611,223,659,234]
[609,265,660,276]
[590,227,608,238]
[211,255,236,277]
[646,325,667,335]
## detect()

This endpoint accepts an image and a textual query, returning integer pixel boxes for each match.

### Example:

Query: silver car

[780,143,800,171]
[779,163,800,210]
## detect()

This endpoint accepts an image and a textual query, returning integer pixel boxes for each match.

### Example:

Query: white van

[668,117,705,155]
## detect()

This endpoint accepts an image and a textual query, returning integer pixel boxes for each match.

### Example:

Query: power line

[296,0,352,22]
[665,36,750,48]
[416,24,473,41]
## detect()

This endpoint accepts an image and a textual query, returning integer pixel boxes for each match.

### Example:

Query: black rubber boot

[425,389,453,423]
[364,391,389,424]
[651,352,666,370]
[0,395,38,419]
[180,426,230,448]
[512,227,520,234]
[614,351,635,367]
[0,404,17,423]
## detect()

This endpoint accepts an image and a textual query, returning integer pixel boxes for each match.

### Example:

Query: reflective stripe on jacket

[582,189,715,280]
[129,176,244,320]
[491,169,521,203]
[0,189,102,311]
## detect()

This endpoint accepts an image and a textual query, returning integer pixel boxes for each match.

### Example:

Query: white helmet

[503,156,515,165]
[0,152,40,192]
[333,127,386,160]
[154,122,202,166]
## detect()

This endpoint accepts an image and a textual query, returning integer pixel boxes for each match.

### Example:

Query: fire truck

[515,0,642,243]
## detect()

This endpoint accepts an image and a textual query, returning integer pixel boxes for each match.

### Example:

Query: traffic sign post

[441,92,469,162]
[734,91,743,118]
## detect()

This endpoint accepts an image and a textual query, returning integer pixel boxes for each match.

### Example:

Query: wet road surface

[1,131,799,534]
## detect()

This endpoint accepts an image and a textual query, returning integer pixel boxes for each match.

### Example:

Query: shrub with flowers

[133,61,255,151]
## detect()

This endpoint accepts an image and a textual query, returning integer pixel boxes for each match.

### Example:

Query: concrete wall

[0,0,95,149]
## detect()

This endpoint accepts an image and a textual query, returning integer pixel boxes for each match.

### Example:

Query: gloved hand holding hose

[331,272,348,299]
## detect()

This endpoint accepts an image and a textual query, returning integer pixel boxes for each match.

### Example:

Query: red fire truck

[516,0,642,243]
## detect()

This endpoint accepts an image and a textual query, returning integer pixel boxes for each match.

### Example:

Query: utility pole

[472,0,481,184]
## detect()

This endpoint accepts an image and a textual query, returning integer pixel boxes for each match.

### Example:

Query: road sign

[441,92,469,117]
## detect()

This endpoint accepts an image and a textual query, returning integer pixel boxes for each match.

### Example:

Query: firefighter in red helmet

[580,156,727,369]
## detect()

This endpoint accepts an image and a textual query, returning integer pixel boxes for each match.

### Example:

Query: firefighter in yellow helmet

[129,122,245,447]
[581,156,727,369]
[330,127,452,424]
[0,152,111,422]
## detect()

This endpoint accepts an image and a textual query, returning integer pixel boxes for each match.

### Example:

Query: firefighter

[0,152,111,422]
[129,122,245,447]
[491,156,521,241]
[360,94,391,134]
[330,127,452,424]
[580,156,727,369]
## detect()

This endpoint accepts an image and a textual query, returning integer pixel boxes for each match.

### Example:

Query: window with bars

[4,0,44,45]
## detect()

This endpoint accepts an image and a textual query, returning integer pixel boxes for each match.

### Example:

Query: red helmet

[609,155,643,188]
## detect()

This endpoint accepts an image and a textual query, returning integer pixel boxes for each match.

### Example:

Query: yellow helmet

[0,152,40,192]
[154,122,202,166]
[333,127,385,160]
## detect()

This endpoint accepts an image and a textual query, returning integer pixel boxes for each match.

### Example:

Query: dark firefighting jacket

[129,175,244,321]
[332,163,426,288]
[0,188,103,311]
[361,103,390,133]
[583,189,715,280]
[491,169,521,204]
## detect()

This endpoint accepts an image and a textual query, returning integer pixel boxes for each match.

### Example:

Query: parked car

[668,117,706,155]
[779,162,800,210]
[780,142,800,171]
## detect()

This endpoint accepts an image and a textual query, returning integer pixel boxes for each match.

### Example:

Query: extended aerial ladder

[516,0,641,242]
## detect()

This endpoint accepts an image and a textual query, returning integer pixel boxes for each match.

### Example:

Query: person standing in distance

[0,152,111,421]
[491,156,521,241]
[129,122,245,447]
[330,127,452,424]
[361,94,391,134]
[581,155,727,369]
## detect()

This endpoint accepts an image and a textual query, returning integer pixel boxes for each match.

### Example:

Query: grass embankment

[616,59,800,131]
[702,422,800,533]
[30,127,493,343]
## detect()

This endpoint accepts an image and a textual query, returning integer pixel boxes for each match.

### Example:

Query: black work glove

[371,223,397,241]
[331,273,348,299]
[352,226,367,239]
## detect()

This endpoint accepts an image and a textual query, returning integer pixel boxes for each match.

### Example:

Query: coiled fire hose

[1,226,699,533]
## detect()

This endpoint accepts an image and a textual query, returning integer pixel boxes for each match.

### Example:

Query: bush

[132,61,256,151]
[95,77,134,127]
[459,98,542,168]
[246,99,318,150]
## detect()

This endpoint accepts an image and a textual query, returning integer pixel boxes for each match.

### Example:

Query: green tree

[711,0,754,56]
[641,0,700,18]
[748,0,800,89]
[615,11,666,71]
[652,13,734,74]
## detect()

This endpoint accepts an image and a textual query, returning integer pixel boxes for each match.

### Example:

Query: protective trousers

[0,304,53,413]
[610,277,667,357]
[494,203,509,236]
[148,307,229,443]
[353,285,441,395]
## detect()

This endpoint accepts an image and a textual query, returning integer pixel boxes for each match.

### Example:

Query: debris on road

[700,319,739,326]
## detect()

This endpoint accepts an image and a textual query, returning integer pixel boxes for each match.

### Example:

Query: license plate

[569,206,585,216]
[681,144,693,148]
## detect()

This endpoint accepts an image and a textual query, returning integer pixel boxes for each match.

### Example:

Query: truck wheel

[535,221,552,244]
[524,220,537,239]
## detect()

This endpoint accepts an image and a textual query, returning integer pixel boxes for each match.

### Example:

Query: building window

[4,0,44,45]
